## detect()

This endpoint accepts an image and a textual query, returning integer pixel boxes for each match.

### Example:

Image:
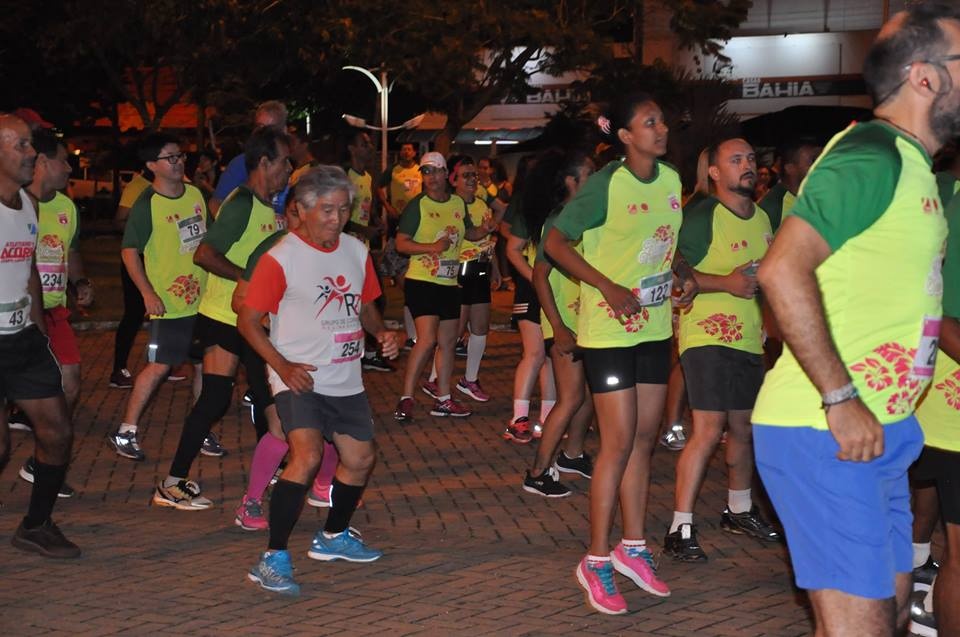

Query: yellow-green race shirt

[386,163,422,213]
[347,167,373,245]
[122,184,209,319]
[677,197,772,355]
[536,211,581,340]
[752,121,947,429]
[915,191,960,452]
[458,196,495,262]
[553,159,683,348]
[398,193,473,287]
[36,192,79,309]
[758,183,797,233]
[199,185,281,325]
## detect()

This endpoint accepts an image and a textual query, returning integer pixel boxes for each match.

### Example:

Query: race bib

[911,315,942,380]
[177,215,206,254]
[638,271,672,307]
[37,263,66,293]
[331,329,364,364]
[437,259,459,280]
[0,296,30,334]
[275,213,287,231]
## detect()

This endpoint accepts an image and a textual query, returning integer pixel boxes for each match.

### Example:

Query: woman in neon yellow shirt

[545,92,697,615]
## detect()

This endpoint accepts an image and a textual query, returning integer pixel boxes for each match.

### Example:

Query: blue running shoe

[248,550,300,596]
[308,528,383,563]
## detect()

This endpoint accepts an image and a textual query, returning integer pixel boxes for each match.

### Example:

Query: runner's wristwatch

[821,382,859,411]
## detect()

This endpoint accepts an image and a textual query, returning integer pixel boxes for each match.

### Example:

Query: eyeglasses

[421,166,446,175]
[876,55,960,105]
[155,152,185,164]
[933,54,960,65]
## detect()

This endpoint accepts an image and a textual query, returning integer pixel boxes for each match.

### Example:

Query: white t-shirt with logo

[0,190,38,335]
[244,232,381,397]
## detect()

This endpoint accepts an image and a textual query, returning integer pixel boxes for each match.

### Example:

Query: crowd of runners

[3,3,960,635]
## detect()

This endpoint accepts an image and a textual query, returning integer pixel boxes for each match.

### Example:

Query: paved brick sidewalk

[1,329,813,636]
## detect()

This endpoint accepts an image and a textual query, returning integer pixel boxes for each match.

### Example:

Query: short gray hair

[292,165,354,208]
[255,100,288,127]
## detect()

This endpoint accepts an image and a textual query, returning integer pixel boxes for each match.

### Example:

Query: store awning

[396,103,559,145]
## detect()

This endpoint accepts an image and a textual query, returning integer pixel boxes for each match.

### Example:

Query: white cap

[419,151,446,170]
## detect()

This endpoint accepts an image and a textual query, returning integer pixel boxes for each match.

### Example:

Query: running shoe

[503,416,533,444]
[153,479,213,511]
[200,432,227,457]
[107,429,145,461]
[307,483,331,508]
[532,421,543,439]
[11,519,81,559]
[248,550,300,596]
[908,589,937,637]
[720,506,781,542]
[235,496,268,531]
[575,557,627,615]
[362,352,394,372]
[554,451,594,479]
[664,523,707,561]
[522,467,571,497]
[109,368,133,388]
[454,339,468,358]
[18,457,76,498]
[659,422,687,451]
[913,555,939,592]
[307,528,382,563]
[393,397,415,422]
[402,338,416,351]
[611,542,671,597]
[421,380,441,400]
[7,406,32,432]
[241,390,254,406]
[430,398,471,417]
[456,377,490,402]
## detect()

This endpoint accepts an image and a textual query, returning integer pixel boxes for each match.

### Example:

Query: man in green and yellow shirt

[155,126,292,511]
[109,133,208,462]
[665,138,779,562]
[759,138,821,232]
[751,6,960,633]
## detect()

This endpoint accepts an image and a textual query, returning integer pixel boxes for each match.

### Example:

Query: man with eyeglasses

[154,126,292,510]
[107,134,208,463]
[752,3,960,635]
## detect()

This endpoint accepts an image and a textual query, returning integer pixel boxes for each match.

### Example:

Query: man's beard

[732,182,754,198]
[929,75,960,145]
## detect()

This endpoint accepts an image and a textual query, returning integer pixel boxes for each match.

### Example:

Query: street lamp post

[342,65,424,173]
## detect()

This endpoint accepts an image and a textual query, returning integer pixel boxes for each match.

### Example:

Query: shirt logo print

[731,239,748,252]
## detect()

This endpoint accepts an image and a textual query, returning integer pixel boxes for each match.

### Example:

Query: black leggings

[113,262,146,373]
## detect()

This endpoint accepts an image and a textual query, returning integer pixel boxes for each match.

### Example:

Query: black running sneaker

[664,523,707,561]
[554,451,593,479]
[908,589,937,637]
[720,506,781,542]
[362,352,394,373]
[11,519,81,558]
[913,555,939,592]
[522,467,571,497]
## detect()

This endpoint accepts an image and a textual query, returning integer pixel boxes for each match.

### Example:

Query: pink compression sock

[313,440,339,492]
[245,434,289,501]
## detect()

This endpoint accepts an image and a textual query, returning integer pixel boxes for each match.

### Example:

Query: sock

[513,399,530,423]
[586,554,611,564]
[561,451,582,461]
[118,422,137,435]
[245,434,289,501]
[268,479,308,551]
[314,440,339,491]
[465,333,487,382]
[429,360,437,383]
[539,399,556,423]
[913,542,932,569]
[403,306,416,340]
[621,538,647,550]
[728,488,752,514]
[670,511,693,534]
[163,475,182,488]
[24,461,68,528]
[924,581,935,612]
[438,394,451,402]
[400,395,413,401]
[323,478,365,534]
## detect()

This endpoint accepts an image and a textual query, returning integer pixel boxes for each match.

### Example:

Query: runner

[664,137,779,562]
[0,113,79,558]
[758,138,821,232]
[154,125,291,510]
[392,152,496,422]
[545,93,697,614]
[243,165,400,595]
[421,156,499,403]
[522,148,596,497]
[107,133,207,462]
[752,5,960,634]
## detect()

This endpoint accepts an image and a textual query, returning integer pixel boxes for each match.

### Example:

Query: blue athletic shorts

[753,415,924,599]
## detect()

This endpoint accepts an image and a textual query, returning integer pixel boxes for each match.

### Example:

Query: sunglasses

[421,166,446,175]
